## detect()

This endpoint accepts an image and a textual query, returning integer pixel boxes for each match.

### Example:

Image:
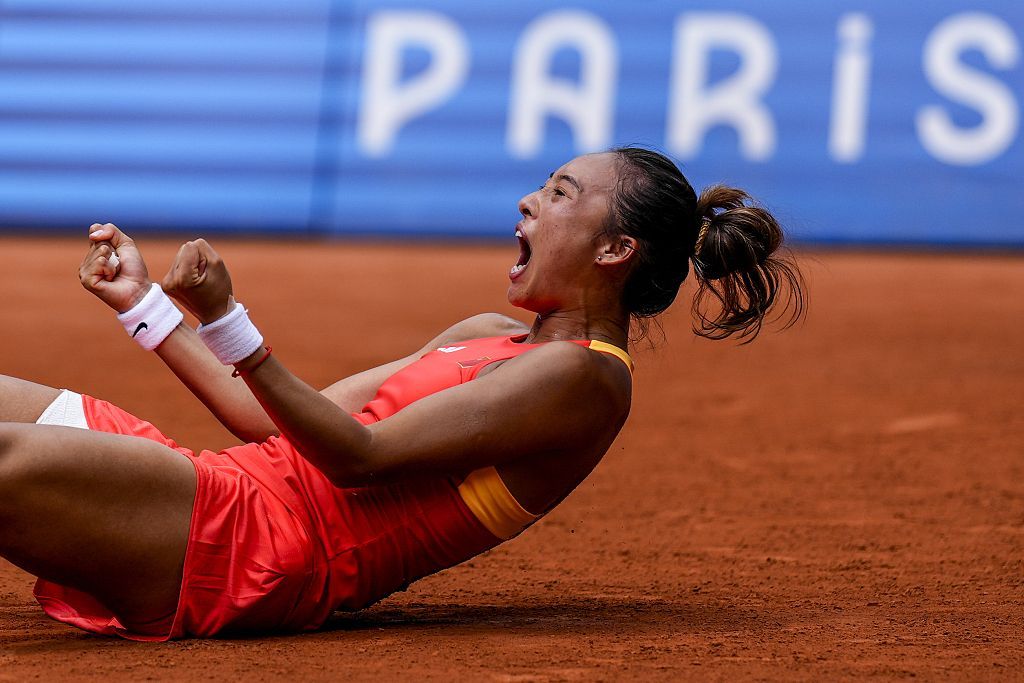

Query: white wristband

[117,283,184,351]
[197,301,264,365]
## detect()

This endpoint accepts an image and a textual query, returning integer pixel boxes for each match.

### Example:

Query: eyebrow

[549,172,583,194]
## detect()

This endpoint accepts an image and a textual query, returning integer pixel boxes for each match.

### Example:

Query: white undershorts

[34,390,89,430]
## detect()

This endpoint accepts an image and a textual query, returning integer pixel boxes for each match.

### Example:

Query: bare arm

[155,312,526,442]
[81,226,529,443]
[162,239,627,486]
[80,225,277,442]
[175,308,528,437]
[152,323,279,441]
[236,342,628,486]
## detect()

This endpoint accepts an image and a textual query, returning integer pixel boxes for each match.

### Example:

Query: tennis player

[0,148,804,639]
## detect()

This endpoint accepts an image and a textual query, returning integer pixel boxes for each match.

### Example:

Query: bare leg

[0,423,196,631]
[0,375,60,423]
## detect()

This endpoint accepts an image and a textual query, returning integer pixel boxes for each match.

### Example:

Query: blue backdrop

[0,1,1021,244]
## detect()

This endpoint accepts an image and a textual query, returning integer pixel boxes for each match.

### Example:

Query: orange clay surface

[0,237,1022,681]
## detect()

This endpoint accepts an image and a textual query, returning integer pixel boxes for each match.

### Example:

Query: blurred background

[1,3,1023,678]
[0,0,1020,245]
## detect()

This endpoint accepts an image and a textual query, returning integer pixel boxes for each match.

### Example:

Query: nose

[518,190,538,219]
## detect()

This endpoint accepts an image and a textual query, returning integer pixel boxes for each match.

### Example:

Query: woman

[0,148,803,640]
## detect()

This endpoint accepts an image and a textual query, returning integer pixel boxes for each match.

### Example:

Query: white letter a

[508,11,617,159]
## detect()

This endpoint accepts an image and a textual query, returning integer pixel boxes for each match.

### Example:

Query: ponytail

[608,147,806,344]
[691,185,805,342]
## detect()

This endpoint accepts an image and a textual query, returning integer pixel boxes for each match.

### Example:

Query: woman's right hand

[79,223,153,313]
[161,239,234,325]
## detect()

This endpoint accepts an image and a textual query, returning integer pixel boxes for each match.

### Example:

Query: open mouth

[510,227,531,278]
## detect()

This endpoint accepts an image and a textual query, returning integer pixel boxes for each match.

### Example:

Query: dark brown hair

[606,146,805,343]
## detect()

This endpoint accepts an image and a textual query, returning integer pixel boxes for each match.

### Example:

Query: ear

[595,235,638,267]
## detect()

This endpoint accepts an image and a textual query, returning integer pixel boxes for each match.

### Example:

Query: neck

[522,306,630,350]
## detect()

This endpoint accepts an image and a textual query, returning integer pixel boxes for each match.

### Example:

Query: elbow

[325,462,375,488]
[226,414,280,445]
[322,433,380,488]
[233,427,280,444]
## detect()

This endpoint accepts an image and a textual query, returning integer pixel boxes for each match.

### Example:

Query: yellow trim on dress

[458,339,633,539]
[587,340,634,373]
[457,466,538,540]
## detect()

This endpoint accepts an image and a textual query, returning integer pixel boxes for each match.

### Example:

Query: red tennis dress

[33,335,632,640]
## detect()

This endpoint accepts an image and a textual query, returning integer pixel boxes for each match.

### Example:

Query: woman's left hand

[161,239,234,324]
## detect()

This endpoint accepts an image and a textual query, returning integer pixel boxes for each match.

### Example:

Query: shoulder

[428,313,530,349]
[501,341,632,415]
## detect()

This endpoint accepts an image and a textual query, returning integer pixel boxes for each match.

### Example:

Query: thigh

[0,375,60,423]
[0,423,196,625]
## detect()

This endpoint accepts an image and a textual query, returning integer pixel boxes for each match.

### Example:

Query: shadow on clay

[319,595,767,637]
[2,595,770,649]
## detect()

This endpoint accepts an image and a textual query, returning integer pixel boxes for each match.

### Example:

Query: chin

[507,286,559,317]
[506,282,538,311]
[506,286,531,311]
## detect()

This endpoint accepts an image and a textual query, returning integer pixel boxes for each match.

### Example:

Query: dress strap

[457,337,632,539]
[457,466,538,540]
[586,340,634,373]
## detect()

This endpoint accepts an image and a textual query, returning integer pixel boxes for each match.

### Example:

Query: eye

[537,182,568,198]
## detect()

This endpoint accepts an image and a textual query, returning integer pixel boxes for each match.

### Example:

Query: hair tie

[694,217,712,258]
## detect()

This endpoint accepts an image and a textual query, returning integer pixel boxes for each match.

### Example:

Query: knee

[0,424,19,465]
[0,425,37,504]
[0,424,19,478]
[0,428,17,518]
[0,425,54,527]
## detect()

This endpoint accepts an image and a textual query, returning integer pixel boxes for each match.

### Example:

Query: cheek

[548,233,597,270]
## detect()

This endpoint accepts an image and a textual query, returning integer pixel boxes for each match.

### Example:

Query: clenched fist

[162,239,234,325]
[79,223,152,313]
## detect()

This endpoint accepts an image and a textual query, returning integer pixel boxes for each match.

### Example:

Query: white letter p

[358,11,469,158]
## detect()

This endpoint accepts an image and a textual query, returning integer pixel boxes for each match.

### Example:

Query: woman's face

[508,153,621,314]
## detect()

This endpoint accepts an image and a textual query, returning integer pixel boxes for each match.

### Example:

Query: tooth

[515,230,523,238]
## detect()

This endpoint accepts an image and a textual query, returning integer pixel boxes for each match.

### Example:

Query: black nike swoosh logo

[132,322,148,338]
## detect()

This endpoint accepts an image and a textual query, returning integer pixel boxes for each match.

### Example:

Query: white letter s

[917,12,1020,166]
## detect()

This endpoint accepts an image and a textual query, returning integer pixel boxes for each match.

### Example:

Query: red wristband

[231,346,272,378]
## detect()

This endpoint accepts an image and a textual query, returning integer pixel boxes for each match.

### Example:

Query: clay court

[0,237,1021,680]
